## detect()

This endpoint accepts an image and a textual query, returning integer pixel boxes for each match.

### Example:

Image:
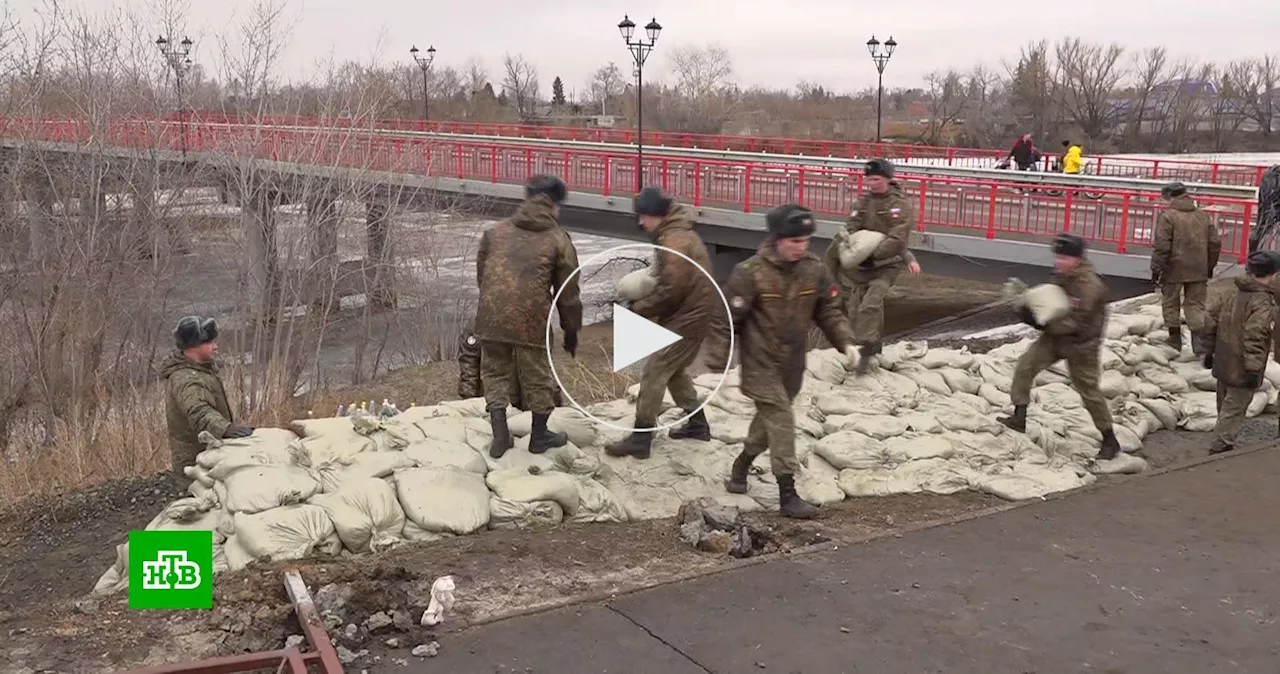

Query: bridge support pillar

[365,198,396,309]
[242,188,279,318]
[24,180,55,259]
[306,191,340,313]
[707,244,754,284]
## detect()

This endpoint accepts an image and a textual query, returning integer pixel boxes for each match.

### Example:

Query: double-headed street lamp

[866,34,897,143]
[617,14,662,192]
[155,34,194,155]
[409,44,436,121]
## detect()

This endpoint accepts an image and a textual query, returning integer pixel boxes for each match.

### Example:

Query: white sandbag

[314,452,419,492]
[221,534,255,571]
[1137,398,1179,430]
[907,367,952,395]
[900,412,944,434]
[837,468,920,497]
[569,476,630,523]
[144,494,228,544]
[836,229,886,268]
[1266,360,1280,388]
[488,497,564,530]
[978,383,1012,408]
[1178,392,1218,432]
[508,407,598,448]
[814,431,900,470]
[486,468,581,516]
[834,414,909,440]
[795,412,827,438]
[615,266,658,301]
[805,349,848,384]
[1099,370,1130,398]
[880,341,929,370]
[883,434,955,461]
[92,543,130,595]
[917,348,975,370]
[938,367,980,394]
[1113,425,1143,453]
[220,464,322,514]
[814,392,892,417]
[1248,391,1268,417]
[195,427,300,470]
[233,505,342,562]
[1138,365,1191,394]
[1093,453,1149,475]
[394,467,491,535]
[309,478,406,553]
[1023,284,1070,326]
[796,454,846,505]
[401,437,488,475]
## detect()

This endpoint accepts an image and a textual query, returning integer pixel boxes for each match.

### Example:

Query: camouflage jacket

[1042,260,1109,345]
[1205,276,1274,388]
[162,351,234,468]
[474,195,583,348]
[630,203,717,340]
[1151,195,1221,283]
[707,242,854,404]
[843,183,914,268]
[457,322,482,398]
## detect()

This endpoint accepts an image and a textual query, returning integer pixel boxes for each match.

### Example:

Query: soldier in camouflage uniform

[457,320,562,408]
[1199,251,1280,453]
[474,174,583,458]
[706,204,859,519]
[999,234,1122,460]
[1151,181,1221,353]
[823,158,914,374]
[162,316,253,487]
[607,187,719,458]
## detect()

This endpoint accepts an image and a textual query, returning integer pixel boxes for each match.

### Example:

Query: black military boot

[998,404,1028,433]
[488,407,513,459]
[605,431,652,459]
[1097,430,1122,461]
[1166,326,1184,352]
[854,342,881,377]
[668,409,711,441]
[527,412,568,454]
[777,474,819,519]
[724,451,753,494]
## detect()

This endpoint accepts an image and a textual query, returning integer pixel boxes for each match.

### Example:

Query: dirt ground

[0,271,1244,673]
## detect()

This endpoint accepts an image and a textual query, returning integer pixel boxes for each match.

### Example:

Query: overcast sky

[33,0,1280,94]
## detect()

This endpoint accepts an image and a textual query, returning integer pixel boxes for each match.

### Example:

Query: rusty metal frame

[121,571,344,674]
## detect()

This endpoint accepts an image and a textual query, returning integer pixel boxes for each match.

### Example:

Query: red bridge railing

[1,118,1257,262]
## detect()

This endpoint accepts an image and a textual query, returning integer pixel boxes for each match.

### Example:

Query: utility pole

[155,35,194,156]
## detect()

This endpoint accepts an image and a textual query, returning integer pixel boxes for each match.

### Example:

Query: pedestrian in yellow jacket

[1060,140,1083,174]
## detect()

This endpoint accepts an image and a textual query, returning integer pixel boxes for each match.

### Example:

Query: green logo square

[127,530,214,610]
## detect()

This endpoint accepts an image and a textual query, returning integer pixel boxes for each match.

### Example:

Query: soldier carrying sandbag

[607,187,719,459]
[1151,181,1221,353]
[823,158,914,375]
[162,316,253,487]
[706,204,860,519]
[998,233,1122,461]
[474,174,583,459]
[457,319,562,408]
[1198,251,1280,454]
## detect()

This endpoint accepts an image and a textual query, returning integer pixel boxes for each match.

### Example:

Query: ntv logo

[141,550,202,590]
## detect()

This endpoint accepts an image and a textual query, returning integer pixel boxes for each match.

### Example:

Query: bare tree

[587,62,624,115]
[500,52,540,120]
[1052,38,1127,139]
[1123,47,1169,146]
[922,69,967,144]
[667,43,734,100]
[1004,40,1056,141]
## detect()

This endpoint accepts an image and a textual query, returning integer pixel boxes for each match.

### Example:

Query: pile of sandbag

[95,292,1267,596]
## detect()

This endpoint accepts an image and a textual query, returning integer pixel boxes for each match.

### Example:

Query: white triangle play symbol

[612,304,683,372]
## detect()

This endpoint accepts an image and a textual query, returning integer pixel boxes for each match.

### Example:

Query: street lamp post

[618,15,661,192]
[409,45,436,122]
[866,35,897,143]
[155,35,194,156]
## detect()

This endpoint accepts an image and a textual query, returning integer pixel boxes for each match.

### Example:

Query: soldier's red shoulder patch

[827,284,840,298]
[1069,296,1081,307]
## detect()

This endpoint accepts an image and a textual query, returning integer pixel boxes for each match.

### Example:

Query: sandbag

[796,454,846,505]
[508,407,598,447]
[310,478,406,553]
[143,493,228,544]
[836,229,886,268]
[314,452,419,492]
[814,431,899,470]
[569,476,630,523]
[92,543,130,595]
[219,464,322,514]
[394,467,491,535]
[615,267,658,301]
[938,367,980,395]
[232,505,342,562]
[488,497,564,530]
[1023,284,1070,326]
[918,348,975,370]
[196,428,300,470]
[805,349,847,384]
[486,468,582,516]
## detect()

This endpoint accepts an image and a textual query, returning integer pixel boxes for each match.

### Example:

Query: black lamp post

[866,35,897,143]
[156,34,194,155]
[618,15,661,192]
[409,45,436,121]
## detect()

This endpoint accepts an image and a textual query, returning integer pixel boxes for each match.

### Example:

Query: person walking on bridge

[707,204,860,519]
[999,234,1122,461]
[824,158,914,375]
[474,174,583,459]
[606,187,719,459]
[1151,181,1221,353]
[1060,140,1083,175]
[163,316,253,488]
[1198,251,1280,454]
[1007,134,1038,171]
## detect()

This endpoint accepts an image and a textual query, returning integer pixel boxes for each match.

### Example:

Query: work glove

[1202,353,1214,370]
[1018,305,1044,330]
[1243,372,1262,389]
[224,424,254,439]
[843,345,862,371]
[563,331,578,358]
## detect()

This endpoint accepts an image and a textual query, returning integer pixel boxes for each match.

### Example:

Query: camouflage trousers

[1010,336,1114,433]
[1214,381,1255,447]
[1160,281,1208,332]
[170,439,200,487]
[844,266,901,345]
[480,341,558,415]
[634,333,704,426]
[741,400,801,477]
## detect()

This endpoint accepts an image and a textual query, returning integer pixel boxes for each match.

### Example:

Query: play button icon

[610,304,683,372]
